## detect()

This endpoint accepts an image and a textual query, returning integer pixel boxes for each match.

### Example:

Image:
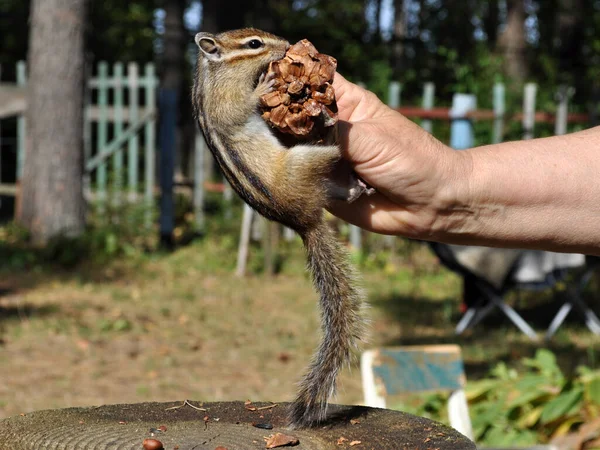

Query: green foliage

[0,203,157,270]
[0,0,29,77]
[395,350,600,447]
[87,0,157,64]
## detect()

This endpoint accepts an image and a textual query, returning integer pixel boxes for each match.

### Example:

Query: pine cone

[260,39,338,145]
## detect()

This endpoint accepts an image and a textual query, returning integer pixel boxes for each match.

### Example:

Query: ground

[0,234,598,420]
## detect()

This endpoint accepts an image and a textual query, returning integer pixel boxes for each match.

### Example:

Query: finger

[327,191,409,235]
[333,72,368,122]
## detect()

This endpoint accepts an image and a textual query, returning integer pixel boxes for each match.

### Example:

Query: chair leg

[447,389,474,441]
[476,283,539,340]
[456,300,495,335]
[545,302,572,340]
[467,302,496,329]
[494,299,539,341]
[571,294,600,335]
[455,308,477,335]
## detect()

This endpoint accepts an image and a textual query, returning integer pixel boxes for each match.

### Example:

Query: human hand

[330,73,467,239]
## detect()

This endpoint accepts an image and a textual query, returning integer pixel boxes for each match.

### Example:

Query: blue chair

[361,344,474,440]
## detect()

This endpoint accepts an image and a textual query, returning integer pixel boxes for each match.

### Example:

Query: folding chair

[429,243,600,341]
[428,243,539,341]
[545,256,600,339]
[361,345,474,441]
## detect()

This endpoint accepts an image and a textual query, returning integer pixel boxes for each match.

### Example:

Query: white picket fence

[0,61,158,226]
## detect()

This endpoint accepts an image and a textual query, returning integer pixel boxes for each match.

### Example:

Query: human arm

[330,73,600,255]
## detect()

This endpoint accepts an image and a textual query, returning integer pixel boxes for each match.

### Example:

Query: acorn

[143,438,164,450]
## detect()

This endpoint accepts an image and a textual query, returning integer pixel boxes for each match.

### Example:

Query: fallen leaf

[350,419,360,425]
[265,433,299,448]
[349,441,361,446]
[337,437,348,445]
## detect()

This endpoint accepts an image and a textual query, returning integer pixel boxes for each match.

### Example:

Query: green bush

[394,349,600,447]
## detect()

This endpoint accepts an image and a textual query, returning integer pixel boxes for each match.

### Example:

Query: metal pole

[159,88,178,248]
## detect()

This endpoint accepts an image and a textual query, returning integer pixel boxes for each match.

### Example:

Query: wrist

[429,145,477,242]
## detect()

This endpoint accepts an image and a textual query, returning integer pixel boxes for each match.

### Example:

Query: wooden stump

[0,401,475,449]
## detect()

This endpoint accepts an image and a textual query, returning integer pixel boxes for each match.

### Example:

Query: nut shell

[143,438,164,450]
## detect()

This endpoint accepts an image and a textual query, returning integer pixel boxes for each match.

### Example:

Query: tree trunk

[162,0,188,181]
[200,0,219,33]
[391,0,406,79]
[497,0,528,82]
[19,0,87,244]
[483,0,500,47]
[556,0,584,76]
[374,0,382,37]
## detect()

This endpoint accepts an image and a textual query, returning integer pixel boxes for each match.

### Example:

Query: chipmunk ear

[195,33,222,61]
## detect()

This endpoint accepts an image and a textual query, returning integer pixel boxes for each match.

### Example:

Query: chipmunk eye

[246,39,264,49]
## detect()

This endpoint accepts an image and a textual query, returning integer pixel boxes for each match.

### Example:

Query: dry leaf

[337,436,348,445]
[349,441,362,446]
[265,432,300,448]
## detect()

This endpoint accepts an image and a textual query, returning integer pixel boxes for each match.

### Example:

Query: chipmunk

[192,28,366,428]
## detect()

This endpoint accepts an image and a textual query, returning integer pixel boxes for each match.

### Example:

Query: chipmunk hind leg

[285,144,375,206]
[278,144,341,225]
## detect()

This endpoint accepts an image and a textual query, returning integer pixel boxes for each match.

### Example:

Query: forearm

[436,127,600,255]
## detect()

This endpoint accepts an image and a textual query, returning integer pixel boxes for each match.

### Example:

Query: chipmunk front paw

[255,71,277,97]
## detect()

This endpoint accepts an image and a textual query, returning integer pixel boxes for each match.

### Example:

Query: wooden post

[522,83,537,140]
[387,81,402,108]
[16,61,26,182]
[555,86,574,136]
[0,64,2,208]
[350,224,362,252]
[128,62,139,200]
[193,131,205,232]
[251,209,263,241]
[492,82,505,144]
[144,63,156,228]
[97,61,109,213]
[449,94,476,150]
[223,180,233,220]
[236,204,254,277]
[113,62,124,204]
[283,226,295,241]
[421,82,435,133]
[83,60,92,201]
[263,218,274,275]
[14,61,27,219]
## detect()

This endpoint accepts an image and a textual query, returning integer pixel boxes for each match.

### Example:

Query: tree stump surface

[0,401,475,449]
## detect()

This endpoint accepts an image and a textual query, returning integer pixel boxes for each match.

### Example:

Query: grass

[0,214,598,428]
